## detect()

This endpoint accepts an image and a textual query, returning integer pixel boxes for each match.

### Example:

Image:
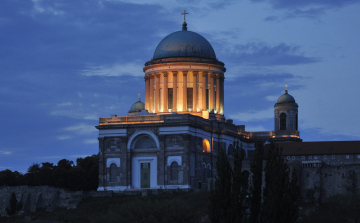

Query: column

[216,74,220,114]
[155,73,160,113]
[220,76,225,115]
[172,71,177,112]
[202,72,207,111]
[193,71,198,112]
[149,75,154,113]
[163,72,168,112]
[182,71,188,112]
[209,73,214,111]
[144,76,150,111]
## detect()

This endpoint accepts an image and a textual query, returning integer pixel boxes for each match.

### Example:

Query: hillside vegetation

[0,191,210,223]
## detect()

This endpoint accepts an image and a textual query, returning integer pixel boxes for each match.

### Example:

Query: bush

[300,193,360,223]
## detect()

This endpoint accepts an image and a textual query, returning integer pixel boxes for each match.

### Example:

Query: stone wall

[300,163,360,204]
[0,186,112,217]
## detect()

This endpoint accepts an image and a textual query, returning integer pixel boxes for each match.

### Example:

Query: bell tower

[274,86,299,131]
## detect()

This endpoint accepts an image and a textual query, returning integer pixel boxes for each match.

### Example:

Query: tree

[0,169,23,186]
[210,142,248,223]
[210,147,233,223]
[249,141,264,223]
[260,142,300,223]
[231,141,248,223]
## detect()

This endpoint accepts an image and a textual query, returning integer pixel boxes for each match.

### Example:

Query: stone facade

[96,113,254,191]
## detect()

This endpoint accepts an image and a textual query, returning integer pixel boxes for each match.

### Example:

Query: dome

[152,24,216,60]
[128,99,145,113]
[276,90,296,104]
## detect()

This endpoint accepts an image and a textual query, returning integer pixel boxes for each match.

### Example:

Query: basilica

[96,19,301,191]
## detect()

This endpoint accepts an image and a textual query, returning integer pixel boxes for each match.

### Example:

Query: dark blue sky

[1,0,360,172]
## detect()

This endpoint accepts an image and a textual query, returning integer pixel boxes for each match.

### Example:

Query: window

[168,88,173,110]
[324,155,327,159]
[202,139,210,152]
[187,88,193,110]
[280,113,287,130]
[346,155,350,159]
[309,156,312,159]
[171,162,178,181]
[292,156,295,160]
[110,163,117,182]
[314,156,317,159]
[287,156,290,160]
[207,167,211,179]
[332,155,335,159]
[295,113,298,130]
[301,156,305,160]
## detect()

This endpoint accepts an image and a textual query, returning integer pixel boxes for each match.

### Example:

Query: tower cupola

[274,86,299,131]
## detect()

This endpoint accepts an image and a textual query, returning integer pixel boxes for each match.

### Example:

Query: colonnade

[144,71,224,115]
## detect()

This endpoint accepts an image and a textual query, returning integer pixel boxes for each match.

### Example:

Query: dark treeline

[0,154,99,191]
[210,141,300,223]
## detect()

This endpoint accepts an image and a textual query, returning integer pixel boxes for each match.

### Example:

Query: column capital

[193,71,199,75]
[155,73,160,78]
[202,71,208,77]
[172,71,178,76]
[209,73,215,78]
[182,70,188,76]
[163,71,168,77]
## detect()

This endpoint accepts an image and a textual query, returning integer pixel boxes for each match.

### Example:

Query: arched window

[295,113,298,130]
[110,163,117,182]
[131,134,157,149]
[171,162,178,181]
[203,139,210,152]
[280,113,287,130]
[203,165,207,180]
[207,166,211,179]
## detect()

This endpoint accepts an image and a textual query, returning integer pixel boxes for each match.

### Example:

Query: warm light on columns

[216,74,220,114]
[209,73,214,111]
[172,71,178,112]
[202,72,207,111]
[163,72,168,112]
[193,71,198,112]
[182,71,188,112]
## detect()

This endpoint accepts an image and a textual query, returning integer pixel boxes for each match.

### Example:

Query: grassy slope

[0,191,210,223]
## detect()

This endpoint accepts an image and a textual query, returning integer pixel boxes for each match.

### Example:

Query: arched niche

[127,130,160,150]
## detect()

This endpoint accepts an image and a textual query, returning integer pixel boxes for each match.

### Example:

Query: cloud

[251,0,360,9]
[228,107,274,122]
[0,151,12,155]
[252,0,360,19]
[62,123,97,135]
[265,95,279,101]
[231,42,320,66]
[69,154,92,158]
[51,110,99,120]
[57,135,73,140]
[81,63,143,77]
[84,139,98,144]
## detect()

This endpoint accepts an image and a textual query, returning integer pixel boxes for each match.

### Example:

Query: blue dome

[128,100,145,113]
[153,29,216,60]
[277,90,296,104]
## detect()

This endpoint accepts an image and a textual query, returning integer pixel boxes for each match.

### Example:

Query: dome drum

[142,23,226,119]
